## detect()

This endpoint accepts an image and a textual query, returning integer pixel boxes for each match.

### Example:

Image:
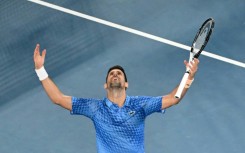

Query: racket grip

[175,72,190,99]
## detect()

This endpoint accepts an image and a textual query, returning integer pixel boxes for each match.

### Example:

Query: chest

[92,106,145,126]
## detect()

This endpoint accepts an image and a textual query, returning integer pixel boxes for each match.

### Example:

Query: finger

[190,61,195,67]
[34,44,39,59]
[34,44,40,57]
[193,58,199,64]
[184,60,194,68]
[184,60,188,66]
[191,60,199,69]
[190,63,198,72]
[35,44,40,53]
[189,62,196,72]
[42,49,46,59]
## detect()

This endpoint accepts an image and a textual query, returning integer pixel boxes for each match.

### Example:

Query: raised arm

[33,44,72,110]
[161,58,199,109]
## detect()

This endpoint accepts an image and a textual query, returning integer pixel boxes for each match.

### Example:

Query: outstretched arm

[33,44,72,110]
[161,58,199,109]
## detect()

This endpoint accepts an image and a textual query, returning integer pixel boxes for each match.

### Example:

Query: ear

[125,82,129,88]
[104,83,108,89]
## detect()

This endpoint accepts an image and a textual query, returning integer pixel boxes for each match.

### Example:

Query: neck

[107,88,126,107]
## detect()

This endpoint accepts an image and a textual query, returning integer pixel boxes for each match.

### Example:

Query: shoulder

[128,95,162,105]
[128,95,153,105]
[71,97,105,117]
[72,97,102,102]
[72,97,104,107]
[128,95,161,101]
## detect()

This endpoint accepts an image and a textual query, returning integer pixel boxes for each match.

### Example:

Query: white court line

[28,0,245,68]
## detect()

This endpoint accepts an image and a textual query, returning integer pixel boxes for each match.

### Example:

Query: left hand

[184,58,199,79]
[33,44,46,69]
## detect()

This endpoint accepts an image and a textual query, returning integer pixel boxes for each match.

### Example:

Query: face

[105,69,128,89]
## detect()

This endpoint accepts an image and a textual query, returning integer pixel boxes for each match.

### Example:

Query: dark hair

[106,65,127,82]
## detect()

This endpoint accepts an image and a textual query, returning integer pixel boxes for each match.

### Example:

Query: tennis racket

[175,18,215,99]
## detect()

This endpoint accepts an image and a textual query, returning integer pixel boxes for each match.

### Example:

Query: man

[33,44,199,153]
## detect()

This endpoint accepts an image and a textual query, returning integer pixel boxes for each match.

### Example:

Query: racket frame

[175,18,215,99]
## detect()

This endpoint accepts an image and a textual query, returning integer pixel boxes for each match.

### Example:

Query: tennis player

[34,44,199,153]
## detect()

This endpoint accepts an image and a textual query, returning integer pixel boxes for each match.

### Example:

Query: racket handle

[175,72,190,99]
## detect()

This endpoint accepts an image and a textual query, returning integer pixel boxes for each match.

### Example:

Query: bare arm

[33,44,72,110]
[162,58,199,109]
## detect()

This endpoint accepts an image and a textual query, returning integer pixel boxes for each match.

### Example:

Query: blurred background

[0,0,244,152]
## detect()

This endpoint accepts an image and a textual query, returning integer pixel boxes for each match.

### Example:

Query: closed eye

[109,72,114,76]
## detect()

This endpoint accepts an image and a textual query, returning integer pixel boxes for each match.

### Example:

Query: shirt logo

[128,110,136,116]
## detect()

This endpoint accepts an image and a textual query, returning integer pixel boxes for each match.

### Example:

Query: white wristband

[35,66,48,81]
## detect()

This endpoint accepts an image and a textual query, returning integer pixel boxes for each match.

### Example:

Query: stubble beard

[109,82,122,90]
[108,82,124,98]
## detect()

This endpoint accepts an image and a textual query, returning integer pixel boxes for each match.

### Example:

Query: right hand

[33,44,46,69]
[184,58,199,80]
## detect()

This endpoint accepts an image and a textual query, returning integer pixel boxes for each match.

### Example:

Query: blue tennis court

[0,0,244,153]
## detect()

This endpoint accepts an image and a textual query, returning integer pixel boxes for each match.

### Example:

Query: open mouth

[112,77,119,81]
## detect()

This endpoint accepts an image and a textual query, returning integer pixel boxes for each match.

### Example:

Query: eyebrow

[109,70,123,74]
